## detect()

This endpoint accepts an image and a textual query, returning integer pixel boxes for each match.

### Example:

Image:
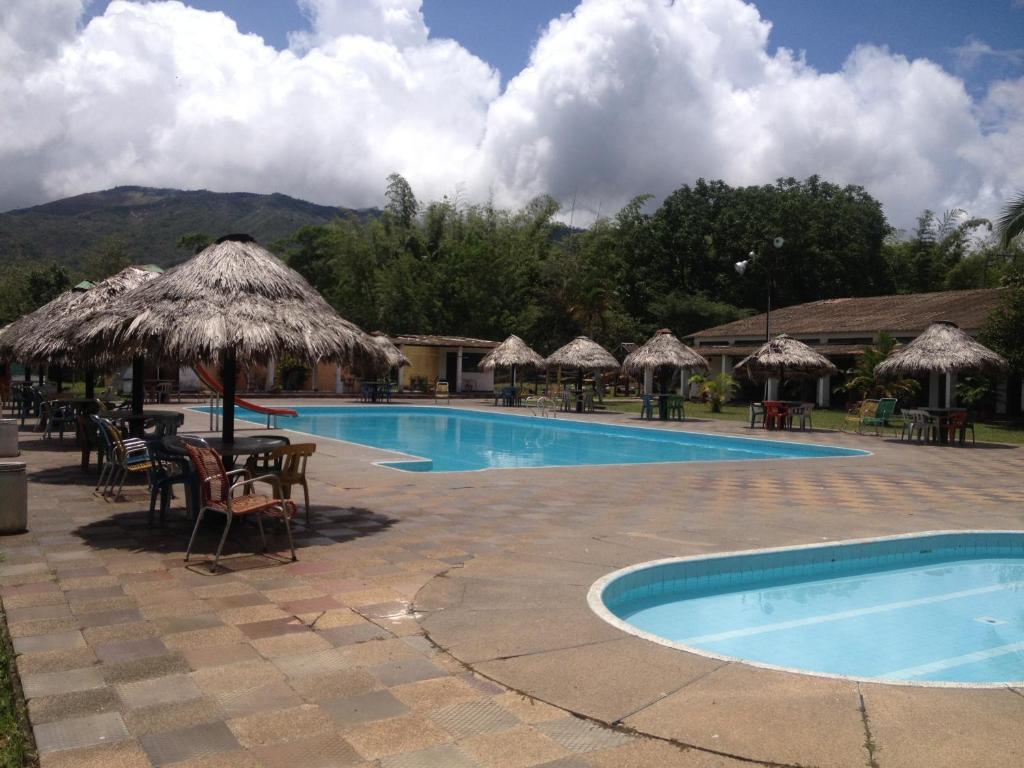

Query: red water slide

[193,365,298,418]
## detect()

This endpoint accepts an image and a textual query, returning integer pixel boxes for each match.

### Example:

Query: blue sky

[84,0,1023,93]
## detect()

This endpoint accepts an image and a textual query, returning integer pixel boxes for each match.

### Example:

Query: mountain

[0,186,376,269]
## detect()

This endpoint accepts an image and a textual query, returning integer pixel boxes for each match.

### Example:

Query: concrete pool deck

[2,399,1022,767]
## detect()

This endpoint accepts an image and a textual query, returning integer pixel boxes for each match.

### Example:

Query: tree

[996,191,1024,250]
[177,232,213,254]
[981,267,1024,372]
[835,333,920,401]
[385,173,419,230]
[82,234,131,281]
[688,372,738,412]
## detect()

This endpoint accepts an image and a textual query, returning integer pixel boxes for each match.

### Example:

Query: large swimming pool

[216,405,867,472]
[591,532,1024,686]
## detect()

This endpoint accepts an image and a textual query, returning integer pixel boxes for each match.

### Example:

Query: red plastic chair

[764,401,790,430]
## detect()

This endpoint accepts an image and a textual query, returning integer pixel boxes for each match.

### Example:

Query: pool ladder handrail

[525,395,557,418]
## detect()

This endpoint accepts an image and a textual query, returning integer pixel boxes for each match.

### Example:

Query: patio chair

[183,443,297,572]
[268,443,316,524]
[789,402,814,431]
[90,416,153,499]
[667,395,685,421]
[434,380,450,403]
[42,402,76,439]
[901,409,938,443]
[946,410,975,446]
[764,401,790,430]
[749,402,765,429]
[147,439,191,527]
[842,399,877,433]
[640,394,655,420]
[859,398,897,435]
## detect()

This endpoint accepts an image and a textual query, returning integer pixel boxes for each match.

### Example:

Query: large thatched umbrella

[12,266,162,401]
[622,329,709,392]
[77,234,378,441]
[734,334,837,398]
[546,336,618,412]
[874,321,1008,379]
[479,334,546,386]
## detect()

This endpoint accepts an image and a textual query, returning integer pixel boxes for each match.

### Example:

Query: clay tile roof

[690,288,1005,341]
[389,334,499,349]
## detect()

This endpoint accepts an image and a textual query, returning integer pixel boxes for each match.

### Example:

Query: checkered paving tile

[6,403,1023,768]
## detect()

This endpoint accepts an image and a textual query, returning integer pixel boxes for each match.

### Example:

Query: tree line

[3,174,1021,361]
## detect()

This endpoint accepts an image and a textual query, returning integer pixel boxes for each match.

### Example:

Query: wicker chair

[184,443,297,572]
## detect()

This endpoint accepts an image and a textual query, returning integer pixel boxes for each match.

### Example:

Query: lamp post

[735,236,784,400]
[734,236,784,342]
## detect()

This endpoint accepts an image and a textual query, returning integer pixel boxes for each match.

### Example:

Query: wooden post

[131,357,145,437]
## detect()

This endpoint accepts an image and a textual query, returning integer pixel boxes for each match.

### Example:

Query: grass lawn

[0,606,32,767]
[601,399,1024,445]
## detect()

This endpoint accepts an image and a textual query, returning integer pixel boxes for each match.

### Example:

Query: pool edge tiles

[588,530,1024,688]
[193,404,871,473]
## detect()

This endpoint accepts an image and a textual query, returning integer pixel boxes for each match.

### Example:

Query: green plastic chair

[860,397,897,435]
[667,395,685,420]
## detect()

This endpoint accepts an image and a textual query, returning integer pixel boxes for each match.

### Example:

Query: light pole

[735,236,784,400]
[734,236,784,342]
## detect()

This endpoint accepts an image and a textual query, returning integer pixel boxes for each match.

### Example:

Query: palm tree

[997,191,1024,250]
[836,333,919,401]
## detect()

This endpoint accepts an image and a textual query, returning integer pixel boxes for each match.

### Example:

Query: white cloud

[0,0,1021,231]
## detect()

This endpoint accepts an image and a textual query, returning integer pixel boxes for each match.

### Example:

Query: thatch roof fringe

[371,332,411,369]
[622,329,709,375]
[545,336,619,370]
[479,335,546,371]
[873,321,1008,377]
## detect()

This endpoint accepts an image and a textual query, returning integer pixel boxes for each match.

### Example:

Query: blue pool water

[216,405,866,472]
[594,532,1024,685]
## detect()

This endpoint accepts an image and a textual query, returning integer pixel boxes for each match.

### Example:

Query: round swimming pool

[589,531,1024,687]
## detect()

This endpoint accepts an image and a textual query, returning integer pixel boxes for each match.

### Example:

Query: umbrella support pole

[208,391,221,432]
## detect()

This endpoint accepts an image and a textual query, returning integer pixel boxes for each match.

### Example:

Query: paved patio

[2,400,1023,768]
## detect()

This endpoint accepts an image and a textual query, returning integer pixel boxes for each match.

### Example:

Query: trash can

[0,419,18,457]
[0,462,27,533]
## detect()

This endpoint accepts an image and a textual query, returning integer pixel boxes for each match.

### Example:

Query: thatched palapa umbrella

[479,334,546,386]
[0,287,91,387]
[546,336,618,412]
[734,334,837,397]
[12,266,162,401]
[370,332,410,373]
[622,329,709,393]
[77,234,378,441]
[874,321,1008,380]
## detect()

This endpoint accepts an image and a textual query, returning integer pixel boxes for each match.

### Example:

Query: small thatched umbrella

[479,334,546,386]
[546,336,618,412]
[874,321,1008,379]
[734,334,837,398]
[77,234,379,441]
[622,328,709,392]
[12,266,162,400]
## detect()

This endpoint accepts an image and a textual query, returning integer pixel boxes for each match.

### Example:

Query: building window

[462,352,486,373]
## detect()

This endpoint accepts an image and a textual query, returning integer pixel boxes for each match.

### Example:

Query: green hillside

[0,186,375,269]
